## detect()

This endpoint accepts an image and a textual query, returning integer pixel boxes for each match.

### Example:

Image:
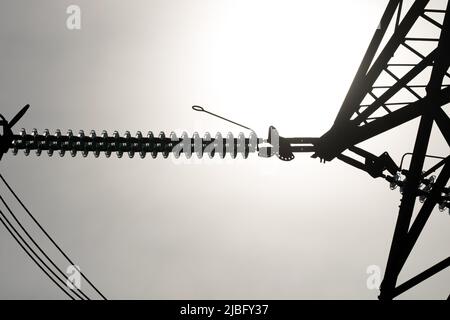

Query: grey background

[0,0,449,299]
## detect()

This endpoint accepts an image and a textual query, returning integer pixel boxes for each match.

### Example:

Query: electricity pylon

[0,0,449,299]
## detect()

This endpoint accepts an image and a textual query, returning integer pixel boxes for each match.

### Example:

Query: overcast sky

[0,0,449,299]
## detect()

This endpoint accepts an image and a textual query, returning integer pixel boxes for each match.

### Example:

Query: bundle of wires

[0,173,106,300]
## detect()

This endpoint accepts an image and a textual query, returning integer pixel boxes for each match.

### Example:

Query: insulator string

[10,129,261,159]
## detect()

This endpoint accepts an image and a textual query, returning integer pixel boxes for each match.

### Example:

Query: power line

[0,173,106,300]
[0,193,89,300]
[0,208,76,300]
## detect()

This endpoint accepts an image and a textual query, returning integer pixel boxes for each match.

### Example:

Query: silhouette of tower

[313,0,450,300]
